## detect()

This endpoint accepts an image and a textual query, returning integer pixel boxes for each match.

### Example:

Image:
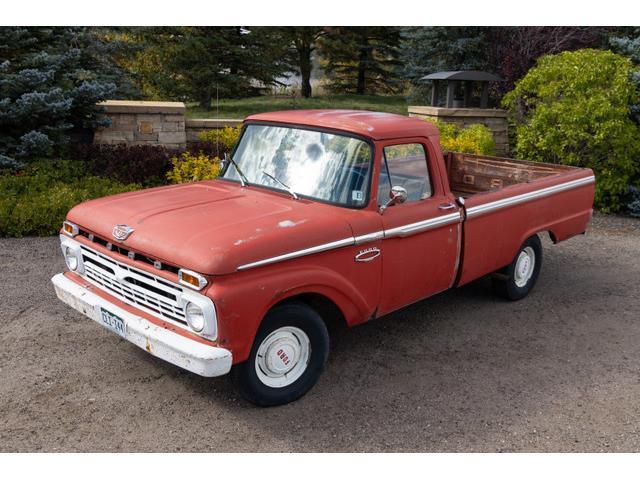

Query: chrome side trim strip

[466,176,595,219]
[354,231,385,245]
[238,211,463,270]
[384,211,462,238]
[237,237,355,271]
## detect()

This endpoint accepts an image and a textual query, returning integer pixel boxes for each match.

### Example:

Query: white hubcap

[255,326,311,388]
[514,246,535,288]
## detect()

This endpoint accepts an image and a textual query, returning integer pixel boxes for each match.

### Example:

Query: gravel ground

[1,212,639,452]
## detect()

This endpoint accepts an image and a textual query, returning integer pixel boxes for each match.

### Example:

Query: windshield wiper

[262,170,299,200]
[224,153,249,187]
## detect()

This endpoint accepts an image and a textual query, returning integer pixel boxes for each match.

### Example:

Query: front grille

[80,245,187,326]
[78,229,180,274]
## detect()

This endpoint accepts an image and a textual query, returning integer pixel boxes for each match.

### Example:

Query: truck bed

[445,152,595,288]
[444,152,578,199]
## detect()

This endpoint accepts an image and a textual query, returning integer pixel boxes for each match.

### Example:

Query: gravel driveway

[1,213,639,452]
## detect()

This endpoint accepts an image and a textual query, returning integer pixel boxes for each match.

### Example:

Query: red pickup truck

[52,110,595,406]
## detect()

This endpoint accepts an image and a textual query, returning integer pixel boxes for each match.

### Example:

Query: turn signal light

[62,221,79,237]
[178,269,208,290]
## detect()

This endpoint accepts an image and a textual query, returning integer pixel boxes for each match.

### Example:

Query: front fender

[208,262,377,363]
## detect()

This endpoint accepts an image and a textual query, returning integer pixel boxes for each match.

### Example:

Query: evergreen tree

[400,27,612,103]
[399,27,490,102]
[611,27,640,124]
[0,27,133,169]
[320,27,402,95]
[131,27,290,110]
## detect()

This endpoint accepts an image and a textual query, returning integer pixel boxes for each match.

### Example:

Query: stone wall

[94,100,242,149]
[408,106,509,156]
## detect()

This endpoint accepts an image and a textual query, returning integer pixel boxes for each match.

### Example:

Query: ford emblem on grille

[112,224,135,241]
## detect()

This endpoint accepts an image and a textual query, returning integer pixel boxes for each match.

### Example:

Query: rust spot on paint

[146,339,152,353]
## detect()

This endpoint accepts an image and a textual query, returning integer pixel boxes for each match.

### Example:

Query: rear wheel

[234,302,329,407]
[492,235,542,301]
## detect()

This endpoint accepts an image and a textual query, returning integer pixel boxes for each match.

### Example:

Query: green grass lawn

[186,94,409,119]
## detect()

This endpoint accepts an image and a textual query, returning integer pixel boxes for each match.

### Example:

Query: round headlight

[64,246,78,271]
[185,302,205,332]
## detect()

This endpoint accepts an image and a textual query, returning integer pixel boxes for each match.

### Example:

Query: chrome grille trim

[79,244,188,327]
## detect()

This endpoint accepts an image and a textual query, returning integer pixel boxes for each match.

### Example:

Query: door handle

[438,202,456,210]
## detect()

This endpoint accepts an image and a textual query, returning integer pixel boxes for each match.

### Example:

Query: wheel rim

[255,326,311,388]
[514,246,536,288]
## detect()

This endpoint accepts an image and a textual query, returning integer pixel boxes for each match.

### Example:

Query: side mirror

[379,185,408,214]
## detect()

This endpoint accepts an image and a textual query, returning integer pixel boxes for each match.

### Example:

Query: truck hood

[67,180,355,275]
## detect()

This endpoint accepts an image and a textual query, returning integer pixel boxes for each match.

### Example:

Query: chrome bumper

[51,273,232,377]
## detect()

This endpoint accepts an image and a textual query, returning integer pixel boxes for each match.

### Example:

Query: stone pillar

[408,106,509,157]
[94,100,187,149]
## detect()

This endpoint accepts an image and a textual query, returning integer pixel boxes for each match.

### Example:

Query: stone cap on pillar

[97,100,186,114]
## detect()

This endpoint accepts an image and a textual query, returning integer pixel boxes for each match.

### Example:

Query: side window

[377,143,432,205]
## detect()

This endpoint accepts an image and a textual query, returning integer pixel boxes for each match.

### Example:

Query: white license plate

[100,308,126,338]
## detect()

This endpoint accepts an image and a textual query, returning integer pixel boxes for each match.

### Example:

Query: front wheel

[492,234,543,301]
[233,302,329,407]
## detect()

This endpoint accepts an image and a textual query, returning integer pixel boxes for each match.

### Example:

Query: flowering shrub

[197,126,242,155]
[426,119,496,155]
[166,151,221,184]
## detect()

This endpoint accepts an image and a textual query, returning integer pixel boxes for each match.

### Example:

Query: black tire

[233,302,329,407]
[492,235,543,301]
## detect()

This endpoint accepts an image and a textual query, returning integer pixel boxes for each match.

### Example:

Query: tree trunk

[299,45,313,98]
[357,45,367,95]
[199,91,212,110]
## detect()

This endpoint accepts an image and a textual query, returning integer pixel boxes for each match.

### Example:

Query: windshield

[222,124,373,207]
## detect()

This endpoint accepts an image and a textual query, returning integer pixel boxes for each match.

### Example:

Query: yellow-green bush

[167,151,221,184]
[0,161,139,237]
[197,125,242,152]
[425,119,496,155]
[503,49,640,212]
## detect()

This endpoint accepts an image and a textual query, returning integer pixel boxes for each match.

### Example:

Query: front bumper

[51,273,232,377]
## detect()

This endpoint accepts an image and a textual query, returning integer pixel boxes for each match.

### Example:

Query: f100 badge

[355,247,381,263]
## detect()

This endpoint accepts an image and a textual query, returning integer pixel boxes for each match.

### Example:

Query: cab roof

[244,109,438,141]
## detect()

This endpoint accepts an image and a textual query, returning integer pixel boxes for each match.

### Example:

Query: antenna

[216,83,220,156]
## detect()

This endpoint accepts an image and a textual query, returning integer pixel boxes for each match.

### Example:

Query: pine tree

[0,27,133,169]
[320,27,402,95]
[131,27,290,110]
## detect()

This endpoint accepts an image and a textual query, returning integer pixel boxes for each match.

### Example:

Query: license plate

[99,308,126,338]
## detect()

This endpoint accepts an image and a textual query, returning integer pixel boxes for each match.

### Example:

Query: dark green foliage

[131,27,290,109]
[0,160,139,237]
[0,27,136,169]
[320,27,402,95]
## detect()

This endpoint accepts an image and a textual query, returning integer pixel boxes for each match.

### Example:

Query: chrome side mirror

[379,185,408,214]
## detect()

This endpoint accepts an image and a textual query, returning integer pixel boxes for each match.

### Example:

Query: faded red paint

[64,110,595,365]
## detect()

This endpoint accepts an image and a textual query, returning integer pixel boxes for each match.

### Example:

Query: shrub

[197,126,242,156]
[166,151,221,184]
[503,49,640,212]
[71,144,172,186]
[0,160,139,237]
[425,119,496,155]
